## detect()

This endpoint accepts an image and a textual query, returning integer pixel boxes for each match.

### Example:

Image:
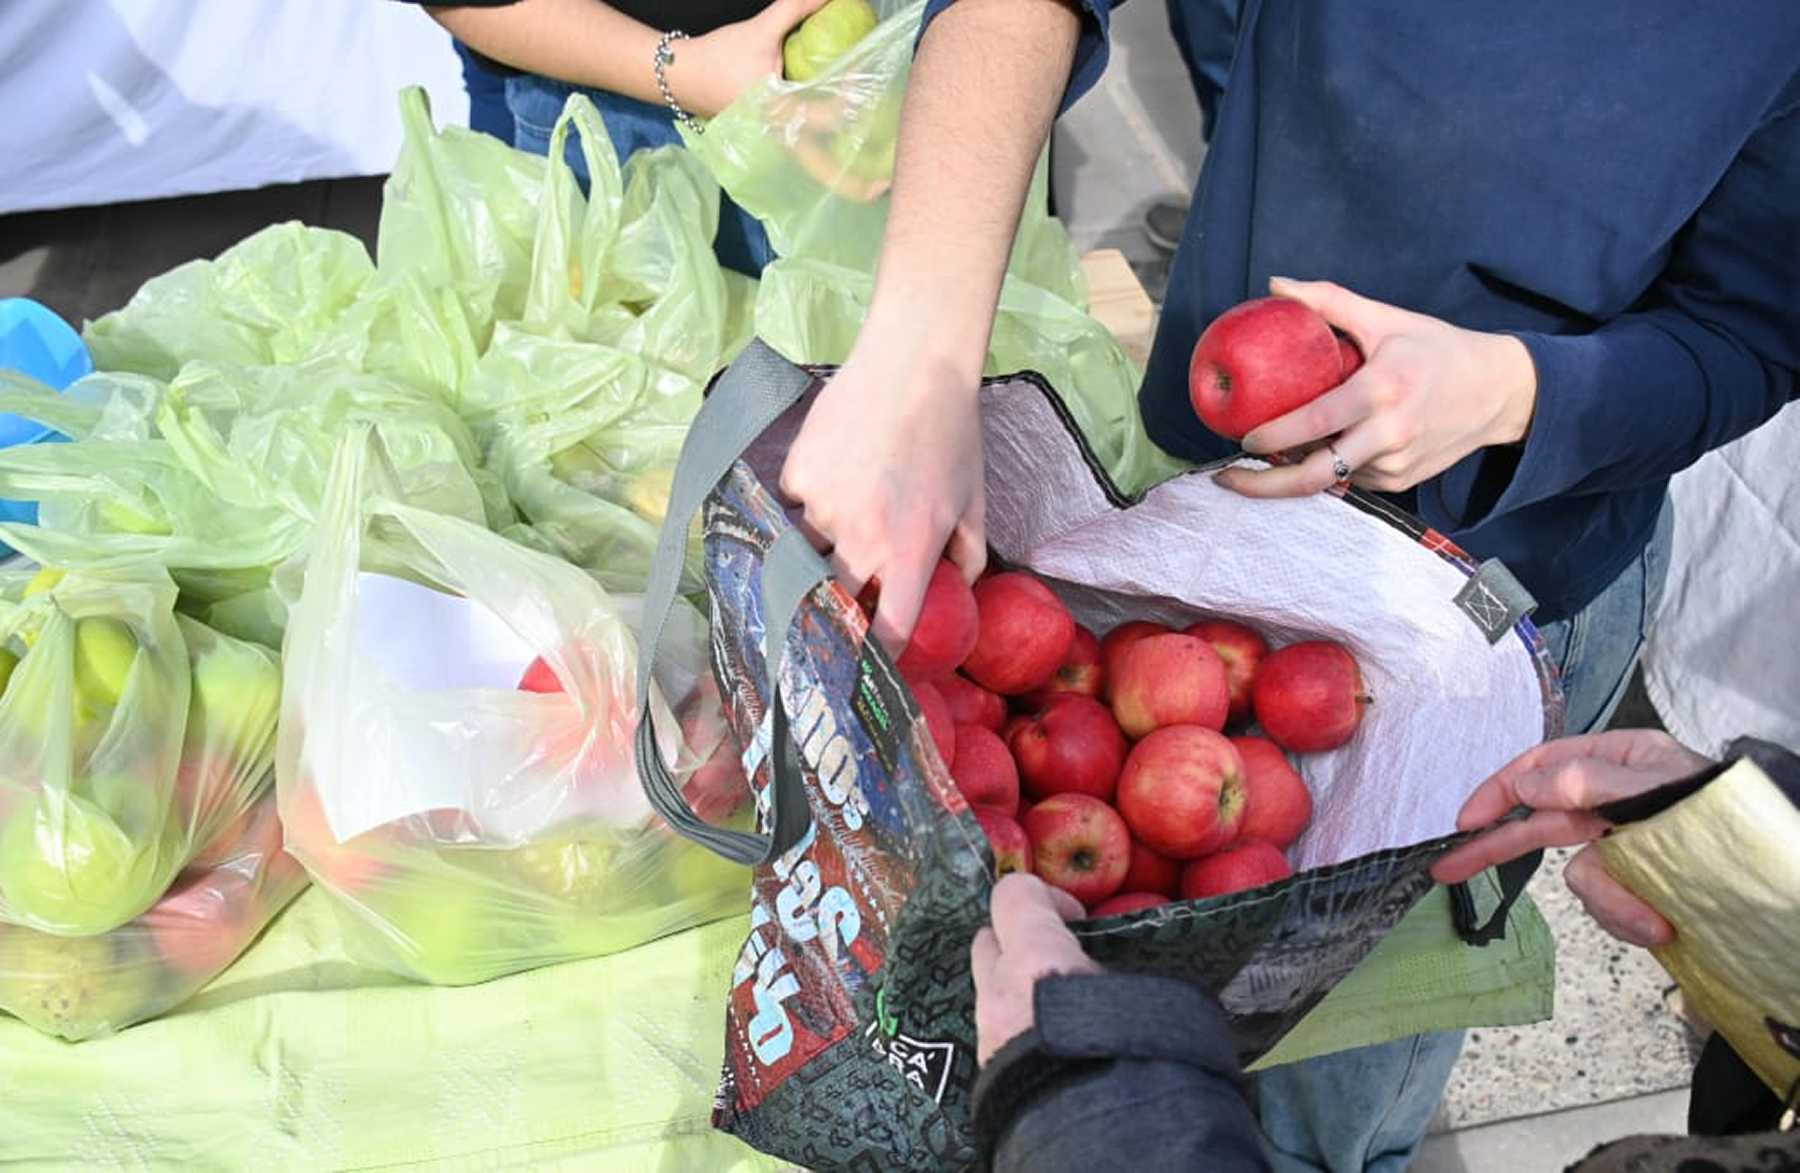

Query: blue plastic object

[0,298,89,538]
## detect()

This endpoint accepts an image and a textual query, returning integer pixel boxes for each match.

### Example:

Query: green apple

[0,793,157,935]
[0,648,17,698]
[508,833,621,910]
[73,618,138,712]
[186,631,281,753]
[548,442,613,495]
[783,0,877,82]
[0,926,154,1040]
[377,892,492,985]
[662,835,752,906]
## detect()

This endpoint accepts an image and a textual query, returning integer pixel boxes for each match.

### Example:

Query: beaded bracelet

[654,30,704,135]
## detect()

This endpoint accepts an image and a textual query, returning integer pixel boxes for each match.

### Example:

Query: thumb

[1268,277,1409,355]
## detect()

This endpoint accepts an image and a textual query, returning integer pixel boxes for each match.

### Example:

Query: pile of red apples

[876,562,1370,916]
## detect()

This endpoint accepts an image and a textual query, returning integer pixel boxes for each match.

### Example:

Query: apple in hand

[1231,736,1313,849]
[973,807,1031,878]
[1188,296,1345,441]
[1253,641,1370,752]
[1115,725,1246,859]
[783,0,878,82]
[1120,838,1182,898]
[1183,619,1268,727]
[1110,633,1229,738]
[910,679,958,766]
[1022,793,1130,907]
[951,724,1020,814]
[1007,695,1127,803]
[1180,841,1293,900]
[1025,625,1103,704]
[519,657,562,693]
[894,560,981,677]
[1099,620,1168,701]
[960,572,1075,696]
[1336,332,1364,379]
[936,673,1006,733]
[1089,891,1170,917]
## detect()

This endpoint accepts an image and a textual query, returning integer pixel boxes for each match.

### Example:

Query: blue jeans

[1254,502,1674,1171]
[502,74,775,278]
[453,41,516,143]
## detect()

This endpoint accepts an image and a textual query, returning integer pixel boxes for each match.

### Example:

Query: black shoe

[1144,199,1190,253]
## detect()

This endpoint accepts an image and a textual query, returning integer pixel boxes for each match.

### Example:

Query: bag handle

[636,340,825,866]
[1449,849,1542,946]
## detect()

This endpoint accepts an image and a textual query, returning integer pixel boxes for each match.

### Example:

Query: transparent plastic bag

[275,429,748,985]
[0,566,279,937]
[0,794,306,1041]
[687,1,1184,493]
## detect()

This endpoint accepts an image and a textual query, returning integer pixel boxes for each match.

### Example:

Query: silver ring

[1328,444,1352,483]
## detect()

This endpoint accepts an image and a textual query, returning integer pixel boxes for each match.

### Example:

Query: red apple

[951,724,1020,814]
[1007,695,1127,803]
[1022,794,1131,907]
[1110,633,1230,738]
[1188,296,1344,441]
[1336,332,1364,379]
[1120,838,1182,898]
[1026,625,1103,703]
[973,807,1031,877]
[1183,619,1268,727]
[910,679,957,766]
[999,712,1033,745]
[1115,725,1246,859]
[1099,620,1169,701]
[1180,841,1293,900]
[1090,891,1170,917]
[937,673,1007,733]
[1231,736,1313,849]
[145,868,252,978]
[961,572,1075,695]
[895,559,981,677]
[519,656,561,693]
[1252,640,1370,752]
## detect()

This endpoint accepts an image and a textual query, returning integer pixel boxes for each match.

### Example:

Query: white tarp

[0,0,468,214]
[1644,402,1800,756]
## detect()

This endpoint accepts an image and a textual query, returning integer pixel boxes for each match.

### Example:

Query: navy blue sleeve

[1435,92,1800,527]
[974,973,1270,1173]
[918,0,1118,116]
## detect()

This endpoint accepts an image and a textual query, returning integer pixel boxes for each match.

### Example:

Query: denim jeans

[503,74,775,278]
[453,41,516,144]
[1253,501,1675,1171]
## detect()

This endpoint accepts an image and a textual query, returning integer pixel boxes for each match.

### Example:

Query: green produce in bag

[0,566,190,935]
[784,0,879,81]
[688,0,1184,494]
[276,428,749,985]
[0,794,307,1041]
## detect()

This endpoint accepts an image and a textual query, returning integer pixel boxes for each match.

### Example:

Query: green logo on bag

[875,986,899,1038]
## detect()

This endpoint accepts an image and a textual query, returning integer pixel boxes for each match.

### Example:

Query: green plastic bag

[275,430,749,985]
[0,566,281,941]
[687,1,1184,493]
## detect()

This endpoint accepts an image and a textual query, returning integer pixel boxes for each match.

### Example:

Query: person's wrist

[1483,332,1538,447]
[663,32,730,120]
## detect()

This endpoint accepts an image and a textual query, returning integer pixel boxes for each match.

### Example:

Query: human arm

[971,875,1269,1173]
[777,0,1107,651]
[423,0,827,119]
[1221,96,1800,502]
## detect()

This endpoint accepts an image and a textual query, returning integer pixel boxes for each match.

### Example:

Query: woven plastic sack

[686,2,1182,493]
[632,343,1561,1169]
[0,793,306,1041]
[0,565,281,937]
[275,429,751,985]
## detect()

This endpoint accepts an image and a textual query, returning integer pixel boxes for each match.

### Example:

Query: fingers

[764,0,831,31]
[1241,376,1373,457]
[988,873,1082,955]
[1215,421,1384,498]
[970,926,1000,990]
[1267,277,1411,357]
[945,515,988,585]
[1566,846,1674,948]
[870,557,929,657]
[1431,808,1609,885]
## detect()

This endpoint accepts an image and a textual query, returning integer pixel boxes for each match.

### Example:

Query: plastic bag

[0,793,306,1041]
[0,566,280,937]
[276,429,749,985]
[688,1,1184,494]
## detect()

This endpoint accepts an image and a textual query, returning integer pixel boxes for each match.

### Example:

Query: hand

[1215,277,1538,498]
[971,873,1100,1065]
[778,328,987,654]
[668,0,828,119]
[1431,730,1712,947]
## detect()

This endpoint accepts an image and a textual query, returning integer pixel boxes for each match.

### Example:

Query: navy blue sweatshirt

[921,0,1800,622]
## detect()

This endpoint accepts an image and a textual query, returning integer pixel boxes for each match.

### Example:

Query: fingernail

[1269,276,1297,292]
[1622,918,1664,948]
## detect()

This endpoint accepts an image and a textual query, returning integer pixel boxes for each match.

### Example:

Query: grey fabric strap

[1454,559,1537,645]
[635,340,818,866]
